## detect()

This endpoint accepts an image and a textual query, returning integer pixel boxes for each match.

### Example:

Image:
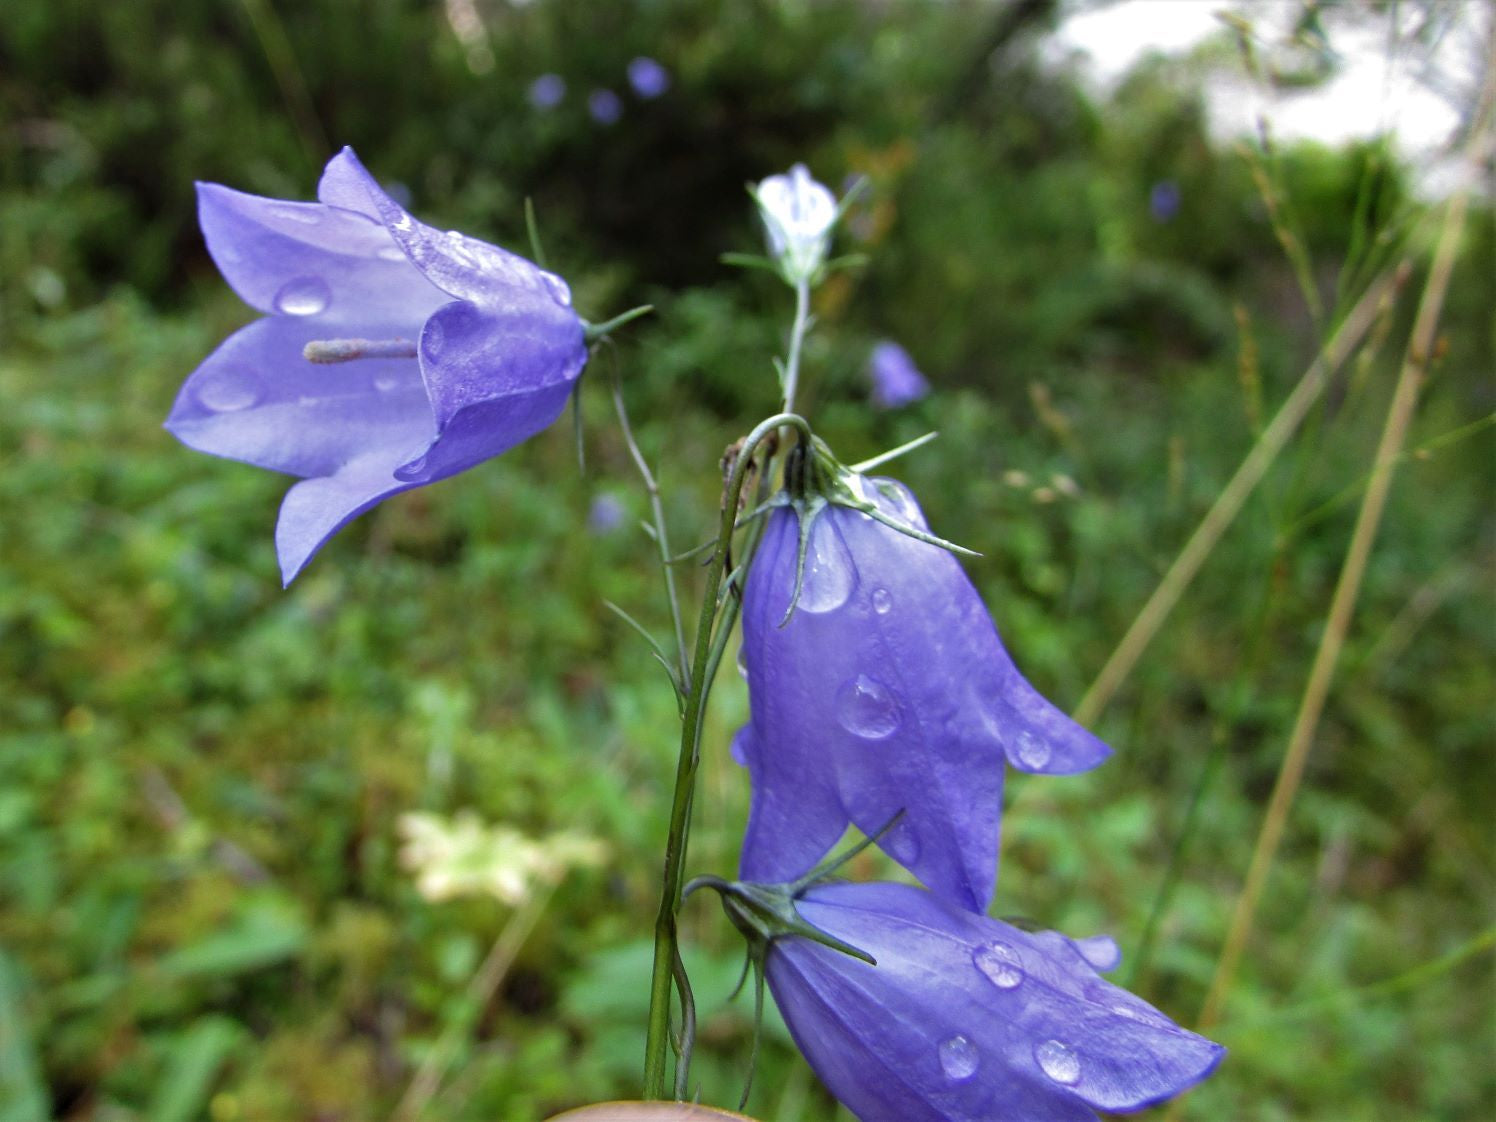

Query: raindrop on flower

[195,366,263,412]
[972,941,1024,990]
[870,587,893,615]
[542,272,572,307]
[373,373,401,393]
[376,245,407,262]
[274,276,331,317]
[423,317,446,358]
[1014,731,1052,770]
[1035,1040,1081,1085]
[835,675,900,739]
[796,524,854,613]
[938,1035,980,1082]
[269,203,321,225]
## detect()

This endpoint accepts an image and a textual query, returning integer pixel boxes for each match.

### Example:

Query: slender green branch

[609,354,690,679]
[642,412,813,1099]
[781,277,812,415]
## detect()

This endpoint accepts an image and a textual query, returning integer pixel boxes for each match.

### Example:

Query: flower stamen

[302,337,418,364]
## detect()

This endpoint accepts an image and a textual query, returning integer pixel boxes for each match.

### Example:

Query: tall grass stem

[1194,123,1481,1039]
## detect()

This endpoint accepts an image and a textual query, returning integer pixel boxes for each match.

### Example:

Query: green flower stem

[781,277,812,415]
[609,357,689,677]
[643,412,812,1100]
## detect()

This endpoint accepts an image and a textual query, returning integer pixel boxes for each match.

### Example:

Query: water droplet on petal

[376,245,407,262]
[870,587,893,614]
[395,454,429,482]
[796,523,854,613]
[270,203,321,225]
[972,941,1023,990]
[1035,1040,1081,1085]
[1015,731,1052,770]
[195,366,262,412]
[835,675,900,739]
[1073,935,1121,972]
[542,272,573,307]
[273,276,331,316]
[422,317,445,359]
[374,374,401,393]
[444,229,479,266]
[938,1035,979,1082]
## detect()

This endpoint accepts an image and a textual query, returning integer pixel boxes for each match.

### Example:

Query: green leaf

[0,950,48,1122]
[146,1016,242,1122]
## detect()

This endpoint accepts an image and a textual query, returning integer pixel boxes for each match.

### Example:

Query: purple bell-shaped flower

[761,878,1223,1122]
[166,147,588,584]
[737,472,1110,912]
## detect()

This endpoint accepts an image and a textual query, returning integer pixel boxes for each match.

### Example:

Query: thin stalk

[609,356,690,678]
[392,881,556,1121]
[1073,260,1407,727]
[780,277,812,414]
[642,413,813,1099]
[1195,168,1473,1036]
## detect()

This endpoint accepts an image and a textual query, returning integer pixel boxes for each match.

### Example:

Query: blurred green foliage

[1,1,1492,1120]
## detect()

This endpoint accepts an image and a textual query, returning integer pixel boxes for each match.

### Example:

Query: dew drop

[423,317,446,359]
[1014,731,1052,770]
[195,366,262,412]
[972,941,1023,990]
[376,244,407,262]
[877,480,925,527]
[273,276,331,316]
[1073,935,1121,972]
[444,229,479,265]
[373,374,401,393]
[1035,1040,1081,1086]
[870,587,893,615]
[835,675,900,739]
[795,523,854,613]
[542,272,573,307]
[395,454,429,482]
[270,203,321,225]
[938,1035,979,1082]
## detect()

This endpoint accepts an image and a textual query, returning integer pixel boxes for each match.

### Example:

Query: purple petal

[165,316,433,478]
[275,448,422,585]
[735,724,850,885]
[767,882,1223,1122]
[195,182,447,327]
[316,147,574,310]
[741,476,1110,912]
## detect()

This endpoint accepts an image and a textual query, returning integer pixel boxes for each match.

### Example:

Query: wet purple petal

[766,881,1223,1122]
[167,146,588,584]
[739,476,1110,910]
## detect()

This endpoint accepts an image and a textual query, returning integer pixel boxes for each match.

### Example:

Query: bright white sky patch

[1048,0,1488,194]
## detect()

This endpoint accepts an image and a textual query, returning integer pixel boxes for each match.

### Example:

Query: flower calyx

[774,434,978,625]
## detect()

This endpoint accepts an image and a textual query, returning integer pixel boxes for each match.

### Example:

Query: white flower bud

[756,164,837,283]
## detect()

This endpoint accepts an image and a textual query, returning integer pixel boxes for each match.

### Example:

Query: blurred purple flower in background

[528,73,566,110]
[867,340,929,408]
[588,89,623,125]
[1149,180,1181,223]
[626,56,670,99]
[165,147,588,584]
[587,493,627,535]
[762,879,1224,1122]
[737,476,1111,911]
